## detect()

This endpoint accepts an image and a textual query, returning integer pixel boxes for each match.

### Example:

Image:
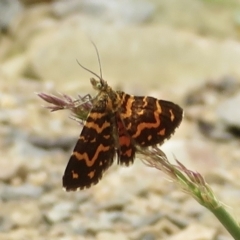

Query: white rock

[96,231,129,240]
[217,92,240,128]
[10,202,42,227]
[167,223,216,240]
[46,201,75,223]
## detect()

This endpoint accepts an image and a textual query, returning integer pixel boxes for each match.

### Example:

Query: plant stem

[210,205,240,240]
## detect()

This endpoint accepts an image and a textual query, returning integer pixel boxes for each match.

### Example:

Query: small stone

[131,213,163,228]
[10,201,42,227]
[51,0,154,24]
[27,171,48,186]
[167,223,216,240]
[1,54,28,80]
[0,229,39,240]
[84,211,117,233]
[138,233,156,240]
[181,198,205,218]
[96,231,129,240]
[217,235,233,240]
[0,184,43,201]
[0,0,23,31]
[0,158,22,181]
[45,201,75,223]
[217,92,240,128]
[20,0,54,5]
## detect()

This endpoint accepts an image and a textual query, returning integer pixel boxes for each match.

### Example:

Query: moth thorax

[107,90,121,112]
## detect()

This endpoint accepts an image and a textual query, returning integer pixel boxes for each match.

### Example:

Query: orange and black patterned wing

[63,108,115,191]
[118,93,183,147]
[115,113,136,166]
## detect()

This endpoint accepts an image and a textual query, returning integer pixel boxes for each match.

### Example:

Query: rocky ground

[1,0,240,239]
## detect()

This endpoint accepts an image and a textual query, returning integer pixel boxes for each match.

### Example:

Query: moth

[63,46,183,191]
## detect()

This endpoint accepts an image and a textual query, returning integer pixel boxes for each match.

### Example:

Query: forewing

[119,93,183,147]
[63,109,115,191]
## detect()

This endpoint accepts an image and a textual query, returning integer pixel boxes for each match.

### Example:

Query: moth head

[90,78,107,91]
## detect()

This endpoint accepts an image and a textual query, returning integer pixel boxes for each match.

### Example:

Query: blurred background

[1,0,240,239]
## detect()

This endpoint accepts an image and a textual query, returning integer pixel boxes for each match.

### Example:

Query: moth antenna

[76,59,102,81]
[90,40,103,81]
[76,42,104,85]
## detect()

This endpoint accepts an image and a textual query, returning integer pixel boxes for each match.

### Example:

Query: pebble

[51,0,154,24]
[0,0,23,32]
[0,229,39,240]
[45,201,76,223]
[83,211,118,233]
[96,231,129,240]
[10,201,42,227]
[167,223,216,240]
[217,92,240,128]
[0,183,43,200]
